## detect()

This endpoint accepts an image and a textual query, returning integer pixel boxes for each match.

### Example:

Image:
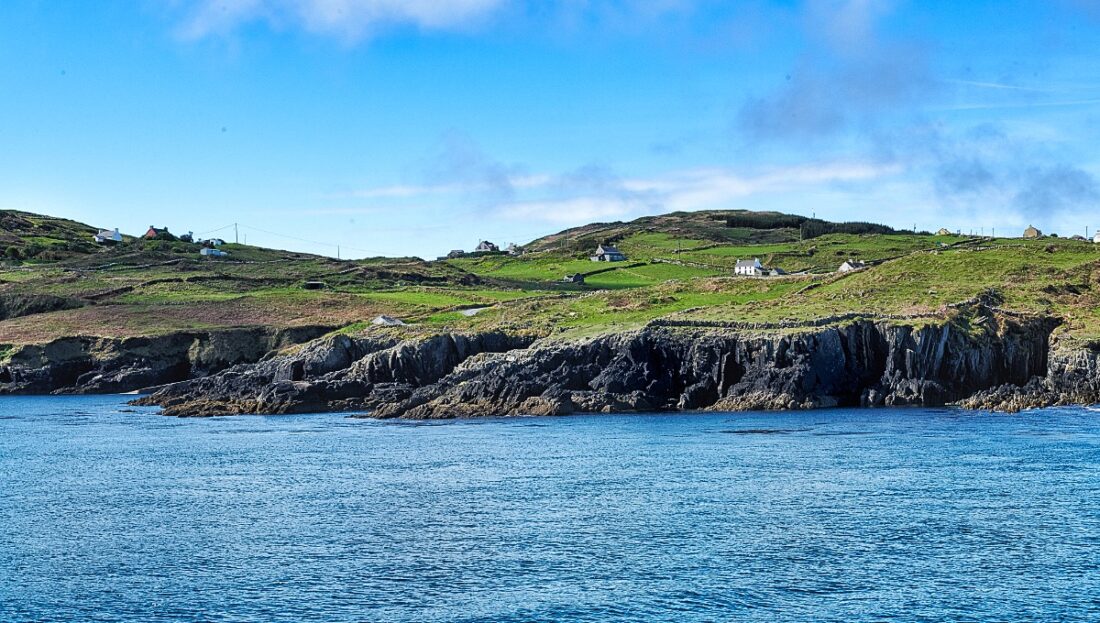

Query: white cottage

[838,260,866,273]
[734,258,764,276]
[93,228,122,244]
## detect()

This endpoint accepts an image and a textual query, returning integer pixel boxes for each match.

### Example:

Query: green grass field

[3,208,1100,345]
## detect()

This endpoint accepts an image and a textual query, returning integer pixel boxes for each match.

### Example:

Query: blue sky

[2,1,1099,258]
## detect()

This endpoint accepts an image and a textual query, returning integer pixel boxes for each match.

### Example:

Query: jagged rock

[123,310,1077,419]
[0,326,331,395]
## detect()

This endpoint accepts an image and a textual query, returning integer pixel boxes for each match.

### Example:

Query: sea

[2,395,1099,622]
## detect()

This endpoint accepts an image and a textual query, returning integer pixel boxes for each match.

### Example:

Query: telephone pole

[234,223,239,244]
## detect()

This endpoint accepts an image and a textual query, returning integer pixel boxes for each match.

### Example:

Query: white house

[93,228,122,244]
[734,258,764,276]
[200,248,228,257]
[1093,232,1100,244]
[839,260,866,273]
[590,245,627,262]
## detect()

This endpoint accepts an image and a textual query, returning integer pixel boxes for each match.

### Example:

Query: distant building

[372,315,406,326]
[93,228,122,244]
[200,248,228,257]
[590,245,626,262]
[302,281,326,290]
[475,240,500,252]
[1094,232,1100,244]
[766,267,787,277]
[838,260,866,273]
[734,258,764,276]
[506,243,523,256]
[144,226,170,239]
[562,273,585,284]
[446,249,466,259]
[1023,225,1042,239]
[936,228,952,236]
[178,231,194,243]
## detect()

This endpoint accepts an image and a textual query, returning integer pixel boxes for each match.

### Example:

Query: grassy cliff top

[1,209,1096,345]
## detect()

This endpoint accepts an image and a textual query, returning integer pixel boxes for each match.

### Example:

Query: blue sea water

[2,396,1100,622]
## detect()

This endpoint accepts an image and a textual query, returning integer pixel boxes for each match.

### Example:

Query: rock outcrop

[132,331,536,416]
[132,308,1061,418]
[959,339,1100,412]
[0,326,330,394]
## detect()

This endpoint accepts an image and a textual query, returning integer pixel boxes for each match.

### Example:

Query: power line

[235,222,374,256]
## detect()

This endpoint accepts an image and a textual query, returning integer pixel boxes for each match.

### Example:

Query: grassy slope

[2,209,1098,347]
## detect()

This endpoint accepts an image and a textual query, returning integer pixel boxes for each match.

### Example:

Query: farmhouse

[1023,225,1042,239]
[475,240,500,252]
[93,228,122,244]
[590,245,626,262]
[734,258,764,276]
[936,228,952,236]
[838,260,866,273]
[144,226,171,239]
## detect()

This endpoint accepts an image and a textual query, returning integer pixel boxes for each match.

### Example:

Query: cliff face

[0,326,330,395]
[132,311,1058,418]
[132,331,536,416]
[960,340,1100,412]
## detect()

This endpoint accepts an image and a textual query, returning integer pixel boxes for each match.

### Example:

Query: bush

[5,246,21,259]
[799,219,901,240]
[725,212,807,230]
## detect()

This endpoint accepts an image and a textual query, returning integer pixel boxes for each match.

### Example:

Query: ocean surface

[2,396,1100,622]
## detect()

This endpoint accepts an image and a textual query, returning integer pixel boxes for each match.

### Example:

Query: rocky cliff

[132,307,1060,418]
[0,325,330,395]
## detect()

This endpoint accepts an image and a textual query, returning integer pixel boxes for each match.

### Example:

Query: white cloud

[177,0,508,41]
[333,160,899,226]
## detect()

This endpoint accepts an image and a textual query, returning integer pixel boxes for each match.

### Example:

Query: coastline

[3,303,1085,418]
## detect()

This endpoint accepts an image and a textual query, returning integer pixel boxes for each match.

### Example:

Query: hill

[0,210,107,260]
[5,207,1100,413]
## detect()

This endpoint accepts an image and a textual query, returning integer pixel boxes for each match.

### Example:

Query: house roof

[595,245,622,254]
[735,258,761,268]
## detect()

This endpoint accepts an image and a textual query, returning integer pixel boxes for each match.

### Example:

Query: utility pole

[337,245,341,260]
[234,223,239,244]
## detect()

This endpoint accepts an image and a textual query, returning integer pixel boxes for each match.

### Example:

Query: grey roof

[735,259,760,268]
[595,245,622,254]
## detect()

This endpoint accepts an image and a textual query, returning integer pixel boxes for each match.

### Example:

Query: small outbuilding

[200,248,228,257]
[590,245,626,262]
[302,281,326,290]
[838,260,866,273]
[1094,232,1100,244]
[372,315,406,326]
[562,273,585,284]
[506,243,523,256]
[1023,225,1042,239]
[936,228,952,236]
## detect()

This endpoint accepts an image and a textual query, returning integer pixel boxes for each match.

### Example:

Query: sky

[2,1,1100,258]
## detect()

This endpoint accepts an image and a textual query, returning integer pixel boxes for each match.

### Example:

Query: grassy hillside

[2,208,1098,347]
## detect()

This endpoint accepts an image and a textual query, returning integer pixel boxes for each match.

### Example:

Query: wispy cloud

[331,158,899,226]
[175,0,508,41]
